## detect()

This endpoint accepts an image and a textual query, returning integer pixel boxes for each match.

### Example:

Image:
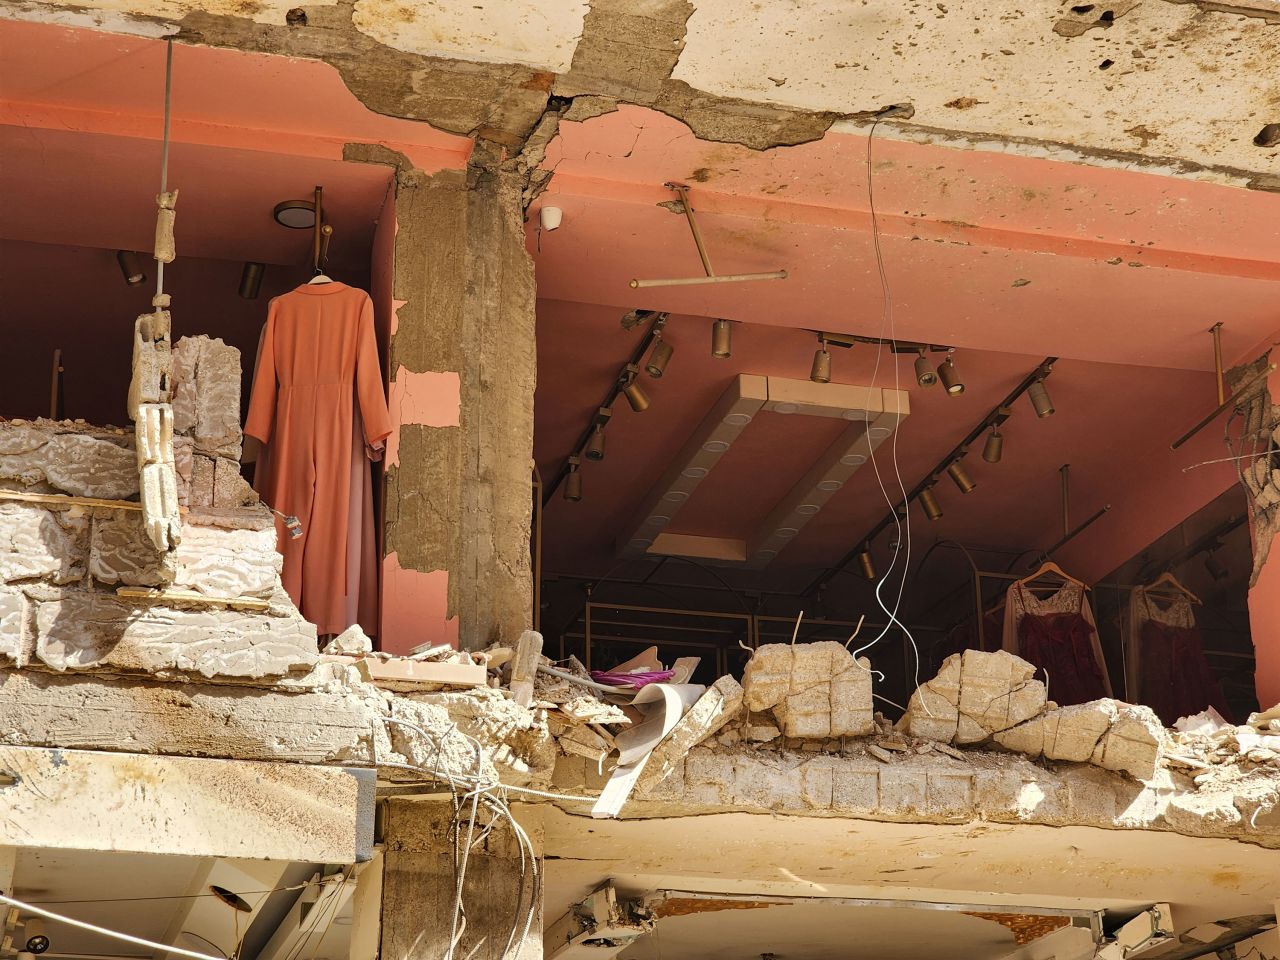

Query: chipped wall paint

[351,0,588,72]
[14,0,339,27]
[0,4,176,36]
[384,368,462,469]
[381,551,459,654]
[675,0,1280,175]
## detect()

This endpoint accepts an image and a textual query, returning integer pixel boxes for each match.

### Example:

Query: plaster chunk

[902,650,1047,745]
[171,337,243,460]
[172,522,278,599]
[0,503,87,584]
[742,642,874,738]
[41,434,139,500]
[138,461,180,550]
[0,588,26,664]
[89,511,175,586]
[34,591,317,679]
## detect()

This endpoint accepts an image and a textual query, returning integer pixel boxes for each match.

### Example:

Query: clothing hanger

[308,268,333,285]
[1144,571,1202,605]
[1016,559,1088,591]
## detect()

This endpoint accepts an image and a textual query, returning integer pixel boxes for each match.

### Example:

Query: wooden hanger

[1145,571,1202,605]
[1016,559,1088,591]
[308,270,333,285]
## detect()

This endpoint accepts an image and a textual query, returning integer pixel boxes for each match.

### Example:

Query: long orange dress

[245,282,392,636]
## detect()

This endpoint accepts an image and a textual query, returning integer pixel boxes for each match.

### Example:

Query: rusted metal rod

[1211,322,1225,405]
[670,183,714,277]
[630,271,788,289]
[1170,362,1276,450]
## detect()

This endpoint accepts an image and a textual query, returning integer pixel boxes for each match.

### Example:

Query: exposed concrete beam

[0,746,375,862]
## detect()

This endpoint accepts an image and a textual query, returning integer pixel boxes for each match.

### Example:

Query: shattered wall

[1,336,318,682]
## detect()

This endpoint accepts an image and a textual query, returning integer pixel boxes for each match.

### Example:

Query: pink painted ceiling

[531,109,1280,585]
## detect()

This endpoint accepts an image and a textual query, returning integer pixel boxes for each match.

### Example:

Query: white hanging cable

[0,893,225,960]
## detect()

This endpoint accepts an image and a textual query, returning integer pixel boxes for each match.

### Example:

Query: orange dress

[245,282,392,636]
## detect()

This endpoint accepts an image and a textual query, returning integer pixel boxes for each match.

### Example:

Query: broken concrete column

[901,649,1047,745]
[381,798,542,960]
[639,675,744,789]
[171,336,243,461]
[135,403,181,550]
[380,143,535,652]
[742,641,874,738]
[995,699,1164,780]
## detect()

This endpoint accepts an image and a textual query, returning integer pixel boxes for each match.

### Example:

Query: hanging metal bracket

[630,183,788,289]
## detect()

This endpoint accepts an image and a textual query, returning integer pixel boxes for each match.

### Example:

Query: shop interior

[1,19,1270,727]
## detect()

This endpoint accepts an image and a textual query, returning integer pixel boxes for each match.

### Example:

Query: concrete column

[380,799,543,960]
[380,143,536,653]
[1246,356,1280,710]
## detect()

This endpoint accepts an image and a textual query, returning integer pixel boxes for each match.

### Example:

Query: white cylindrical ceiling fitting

[540,206,563,230]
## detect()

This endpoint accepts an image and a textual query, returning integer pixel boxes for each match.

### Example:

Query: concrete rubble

[742,641,874,738]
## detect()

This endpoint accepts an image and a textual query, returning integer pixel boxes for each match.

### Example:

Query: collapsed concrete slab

[901,650,1048,745]
[639,675,744,789]
[743,641,874,738]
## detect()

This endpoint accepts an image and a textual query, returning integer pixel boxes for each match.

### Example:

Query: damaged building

[1,0,1280,958]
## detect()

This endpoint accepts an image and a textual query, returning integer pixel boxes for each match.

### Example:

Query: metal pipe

[1036,504,1110,558]
[1211,322,1225,405]
[1170,362,1276,450]
[671,183,714,277]
[312,186,323,273]
[630,270,788,288]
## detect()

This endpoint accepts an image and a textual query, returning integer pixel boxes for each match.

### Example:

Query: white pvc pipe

[0,894,226,960]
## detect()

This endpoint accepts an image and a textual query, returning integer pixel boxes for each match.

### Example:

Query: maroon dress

[1006,583,1112,706]
[1131,591,1231,725]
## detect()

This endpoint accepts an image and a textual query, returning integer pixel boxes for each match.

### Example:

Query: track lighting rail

[810,356,1058,594]
[1169,362,1276,451]
[543,311,668,506]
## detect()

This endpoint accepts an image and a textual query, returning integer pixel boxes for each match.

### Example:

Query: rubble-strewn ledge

[550,742,1280,848]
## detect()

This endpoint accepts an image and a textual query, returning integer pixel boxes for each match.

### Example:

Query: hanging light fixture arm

[1211,322,1225,406]
[629,184,788,289]
[1170,362,1276,450]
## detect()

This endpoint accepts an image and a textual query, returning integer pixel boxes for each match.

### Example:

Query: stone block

[832,764,879,812]
[995,699,1163,781]
[190,455,215,506]
[0,502,87,584]
[213,457,257,507]
[174,436,193,506]
[800,757,835,809]
[639,675,743,789]
[741,642,874,739]
[926,771,974,816]
[42,434,139,500]
[1094,703,1163,781]
[172,522,279,599]
[89,511,175,586]
[903,650,1046,745]
[33,591,317,679]
[878,766,928,814]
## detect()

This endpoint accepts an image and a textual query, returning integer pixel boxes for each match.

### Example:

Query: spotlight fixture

[1028,378,1055,418]
[937,353,964,395]
[23,920,48,955]
[856,548,877,581]
[946,457,977,494]
[116,250,147,286]
[811,336,832,384]
[273,198,317,229]
[915,350,937,387]
[564,457,583,502]
[646,338,674,378]
[919,483,944,521]
[711,319,733,359]
[585,422,606,461]
[983,426,1004,464]
[238,261,265,299]
[622,365,650,412]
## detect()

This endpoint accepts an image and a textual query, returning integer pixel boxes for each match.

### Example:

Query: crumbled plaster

[1228,353,1279,586]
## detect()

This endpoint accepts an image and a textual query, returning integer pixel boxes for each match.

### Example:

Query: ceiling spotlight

[919,484,943,521]
[116,250,147,286]
[622,365,650,412]
[238,261,265,299]
[983,426,1004,464]
[937,353,964,395]
[273,198,317,229]
[646,338,674,378]
[711,319,733,359]
[811,336,832,384]
[564,457,583,502]
[1028,378,1055,418]
[946,457,977,494]
[915,350,937,387]
[585,422,606,461]
[857,548,877,581]
[23,920,48,955]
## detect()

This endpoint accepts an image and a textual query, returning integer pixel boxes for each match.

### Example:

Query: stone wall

[0,336,317,681]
